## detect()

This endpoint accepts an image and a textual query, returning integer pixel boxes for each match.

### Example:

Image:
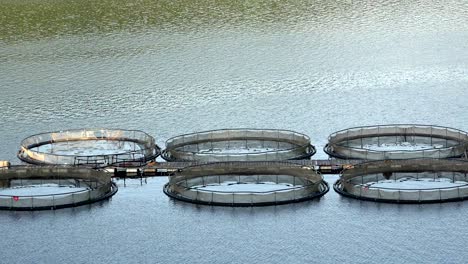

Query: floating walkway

[108,159,362,178]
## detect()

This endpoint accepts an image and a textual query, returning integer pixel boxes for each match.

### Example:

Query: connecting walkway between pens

[109,159,363,178]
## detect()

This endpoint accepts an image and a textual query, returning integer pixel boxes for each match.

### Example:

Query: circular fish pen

[18,129,161,167]
[163,162,329,206]
[324,125,468,160]
[334,159,468,203]
[0,166,117,210]
[162,129,316,162]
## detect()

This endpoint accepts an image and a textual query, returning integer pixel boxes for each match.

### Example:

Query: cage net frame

[162,128,316,162]
[0,166,117,210]
[163,161,329,206]
[18,128,161,168]
[334,159,468,203]
[0,161,10,169]
[324,124,468,160]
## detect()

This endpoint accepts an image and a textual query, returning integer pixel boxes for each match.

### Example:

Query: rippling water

[1,0,468,263]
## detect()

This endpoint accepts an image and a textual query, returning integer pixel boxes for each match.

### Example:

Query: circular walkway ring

[325,124,468,160]
[163,128,316,162]
[18,128,161,168]
[164,161,329,207]
[334,159,468,203]
[0,166,117,210]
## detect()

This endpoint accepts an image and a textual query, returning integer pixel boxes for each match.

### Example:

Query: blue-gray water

[1,0,468,263]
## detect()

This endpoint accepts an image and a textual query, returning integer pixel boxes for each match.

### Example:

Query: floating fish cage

[334,159,468,203]
[162,129,316,162]
[324,125,468,160]
[0,166,117,210]
[18,129,161,167]
[163,162,329,206]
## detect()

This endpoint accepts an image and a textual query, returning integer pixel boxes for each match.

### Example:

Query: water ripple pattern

[0,0,468,263]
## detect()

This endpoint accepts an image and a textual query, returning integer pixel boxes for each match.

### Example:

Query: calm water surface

[1,0,468,263]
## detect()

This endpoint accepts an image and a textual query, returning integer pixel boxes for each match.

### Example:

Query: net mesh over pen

[334,159,468,203]
[0,166,117,210]
[162,129,316,162]
[18,128,161,168]
[164,161,329,206]
[325,125,468,160]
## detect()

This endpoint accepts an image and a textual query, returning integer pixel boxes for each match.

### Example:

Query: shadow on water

[1,197,114,221]
[336,193,468,213]
[166,194,326,217]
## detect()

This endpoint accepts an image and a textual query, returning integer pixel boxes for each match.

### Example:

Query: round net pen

[0,166,117,210]
[163,162,329,206]
[324,124,468,160]
[162,129,316,162]
[334,159,468,203]
[18,129,161,168]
